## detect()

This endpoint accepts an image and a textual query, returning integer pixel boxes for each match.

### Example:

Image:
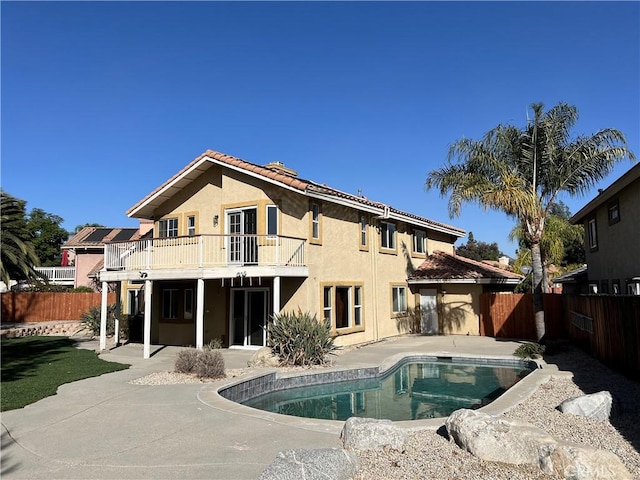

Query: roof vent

[264,161,298,177]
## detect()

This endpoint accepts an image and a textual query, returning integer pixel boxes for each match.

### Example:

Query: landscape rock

[446,409,632,480]
[557,391,612,422]
[446,409,557,466]
[341,417,408,452]
[546,443,632,480]
[258,448,359,480]
[247,347,280,367]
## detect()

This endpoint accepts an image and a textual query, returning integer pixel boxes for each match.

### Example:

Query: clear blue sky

[2,1,638,257]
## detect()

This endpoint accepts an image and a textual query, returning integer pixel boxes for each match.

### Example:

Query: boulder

[546,443,632,480]
[557,391,612,422]
[258,448,359,480]
[446,409,632,480]
[248,347,280,367]
[341,417,408,452]
[445,409,557,466]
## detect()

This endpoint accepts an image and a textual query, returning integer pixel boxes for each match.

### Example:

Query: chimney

[138,219,154,236]
[264,161,298,177]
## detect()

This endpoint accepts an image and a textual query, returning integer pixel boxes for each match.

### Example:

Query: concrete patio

[1,335,561,479]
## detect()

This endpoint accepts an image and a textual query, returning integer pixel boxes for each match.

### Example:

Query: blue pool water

[241,359,533,421]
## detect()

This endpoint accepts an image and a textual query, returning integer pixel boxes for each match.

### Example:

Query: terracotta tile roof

[409,251,522,283]
[127,149,465,236]
[63,227,140,248]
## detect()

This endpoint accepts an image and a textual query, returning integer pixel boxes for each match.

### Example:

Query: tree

[74,223,104,234]
[27,209,69,267]
[426,102,635,342]
[0,191,41,285]
[456,232,501,262]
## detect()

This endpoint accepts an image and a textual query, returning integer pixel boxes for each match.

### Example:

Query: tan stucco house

[569,163,640,295]
[97,150,471,357]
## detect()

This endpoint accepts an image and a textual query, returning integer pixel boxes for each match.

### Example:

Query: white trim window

[162,289,179,319]
[266,205,278,236]
[381,221,396,249]
[588,218,598,250]
[323,284,364,330]
[413,230,426,254]
[159,218,179,238]
[392,286,407,314]
[360,216,367,247]
[187,215,196,236]
[184,289,194,320]
[311,203,320,239]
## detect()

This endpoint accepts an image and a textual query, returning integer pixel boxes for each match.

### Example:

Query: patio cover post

[273,276,281,318]
[143,279,152,359]
[113,285,121,346]
[99,282,109,351]
[196,278,204,350]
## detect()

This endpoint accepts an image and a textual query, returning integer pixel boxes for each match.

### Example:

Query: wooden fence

[564,295,640,379]
[480,292,640,378]
[1,292,116,323]
[480,293,565,340]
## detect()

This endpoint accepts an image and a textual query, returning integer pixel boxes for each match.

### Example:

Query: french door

[227,208,258,265]
[230,289,268,348]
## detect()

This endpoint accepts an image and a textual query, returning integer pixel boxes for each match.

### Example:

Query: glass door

[230,289,268,348]
[227,208,257,265]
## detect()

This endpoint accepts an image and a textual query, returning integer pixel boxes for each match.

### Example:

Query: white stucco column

[273,276,281,318]
[113,284,121,346]
[143,279,152,359]
[196,278,205,350]
[99,282,109,351]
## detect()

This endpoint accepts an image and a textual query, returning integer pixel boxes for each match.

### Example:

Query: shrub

[267,311,337,367]
[206,338,224,349]
[195,348,225,378]
[71,286,95,293]
[513,342,546,359]
[174,347,225,379]
[81,303,121,336]
[174,349,199,374]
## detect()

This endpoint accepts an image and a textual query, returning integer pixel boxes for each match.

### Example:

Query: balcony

[102,234,307,281]
[34,266,75,286]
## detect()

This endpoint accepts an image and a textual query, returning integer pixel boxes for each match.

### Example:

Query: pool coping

[197,351,573,434]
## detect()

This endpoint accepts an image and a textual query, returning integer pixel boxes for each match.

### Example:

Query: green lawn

[1,336,130,411]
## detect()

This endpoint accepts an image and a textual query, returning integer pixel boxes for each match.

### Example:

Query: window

[600,280,609,294]
[311,203,320,240]
[266,205,278,236]
[162,289,179,319]
[587,218,598,250]
[608,200,620,225]
[612,280,620,295]
[354,286,362,326]
[413,230,426,254]
[392,286,407,314]
[184,289,194,320]
[127,289,141,315]
[322,284,364,331]
[187,215,196,236]
[381,221,396,250]
[159,218,178,238]
[360,216,367,249]
[588,283,598,294]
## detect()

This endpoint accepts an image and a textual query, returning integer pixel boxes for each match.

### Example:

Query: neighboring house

[408,251,522,335]
[552,265,588,295]
[98,149,467,357]
[63,223,153,290]
[569,163,640,295]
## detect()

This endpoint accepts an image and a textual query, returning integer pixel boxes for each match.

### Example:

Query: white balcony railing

[104,234,306,271]
[34,266,75,285]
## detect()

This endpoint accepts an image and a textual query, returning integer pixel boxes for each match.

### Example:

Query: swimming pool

[219,356,535,421]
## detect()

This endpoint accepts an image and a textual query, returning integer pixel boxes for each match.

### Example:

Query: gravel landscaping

[131,344,640,479]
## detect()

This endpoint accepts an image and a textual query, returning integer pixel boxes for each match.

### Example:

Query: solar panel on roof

[112,229,139,242]
[84,228,113,242]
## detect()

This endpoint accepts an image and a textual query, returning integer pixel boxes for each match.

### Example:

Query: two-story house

[97,150,466,357]
[570,162,640,295]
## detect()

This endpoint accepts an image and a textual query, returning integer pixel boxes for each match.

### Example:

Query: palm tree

[1,191,41,286]
[426,102,635,342]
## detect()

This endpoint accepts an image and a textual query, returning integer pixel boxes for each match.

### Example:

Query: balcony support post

[114,284,121,346]
[99,282,109,351]
[273,276,281,318]
[196,278,204,350]
[143,279,152,359]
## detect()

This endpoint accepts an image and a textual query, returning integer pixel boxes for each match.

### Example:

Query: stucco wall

[438,284,483,335]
